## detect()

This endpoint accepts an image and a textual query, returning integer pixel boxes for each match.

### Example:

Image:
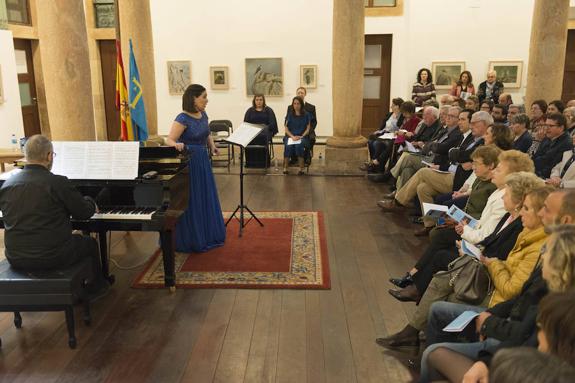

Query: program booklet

[443,310,482,332]
[422,202,449,220]
[447,205,478,229]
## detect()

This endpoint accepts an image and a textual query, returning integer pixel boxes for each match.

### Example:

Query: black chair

[209,120,234,169]
[0,257,92,349]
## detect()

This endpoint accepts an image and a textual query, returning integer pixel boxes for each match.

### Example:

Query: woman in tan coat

[482,185,551,306]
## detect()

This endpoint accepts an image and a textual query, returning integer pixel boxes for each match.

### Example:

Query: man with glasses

[532,113,573,178]
[0,134,108,299]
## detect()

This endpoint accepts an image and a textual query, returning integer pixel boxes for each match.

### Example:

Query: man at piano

[0,135,108,299]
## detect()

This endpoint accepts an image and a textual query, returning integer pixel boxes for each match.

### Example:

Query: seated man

[547,148,575,188]
[491,104,508,125]
[477,70,504,104]
[0,135,107,297]
[532,113,573,178]
[506,103,523,122]
[498,93,513,107]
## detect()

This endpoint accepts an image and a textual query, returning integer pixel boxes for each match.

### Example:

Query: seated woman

[394,100,421,146]
[283,96,311,175]
[412,68,436,107]
[480,100,494,113]
[377,171,543,350]
[465,95,480,112]
[449,71,475,101]
[510,113,533,153]
[484,123,514,150]
[243,94,279,167]
[361,97,404,172]
[528,99,548,156]
[424,225,575,383]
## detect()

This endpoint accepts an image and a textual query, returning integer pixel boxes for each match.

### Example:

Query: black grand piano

[0,146,189,291]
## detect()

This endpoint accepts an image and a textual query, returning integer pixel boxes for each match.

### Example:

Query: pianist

[0,135,107,297]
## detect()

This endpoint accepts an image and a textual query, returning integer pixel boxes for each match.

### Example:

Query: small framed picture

[300,65,317,89]
[210,66,229,90]
[488,61,523,88]
[432,61,466,89]
[167,60,191,95]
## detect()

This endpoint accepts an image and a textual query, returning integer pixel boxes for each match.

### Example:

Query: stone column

[325,0,367,173]
[0,0,8,29]
[524,0,569,108]
[35,0,95,140]
[118,0,158,137]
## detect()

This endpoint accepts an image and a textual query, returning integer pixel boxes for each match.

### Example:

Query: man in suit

[380,110,491,236]
[547,148,575,188]
[288,87,317,165]
[0,135,108,298]
[532,113,574,178]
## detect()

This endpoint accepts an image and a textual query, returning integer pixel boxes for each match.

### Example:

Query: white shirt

[462,188,507,244]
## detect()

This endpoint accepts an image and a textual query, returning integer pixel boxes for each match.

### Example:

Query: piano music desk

[0,149,24,172]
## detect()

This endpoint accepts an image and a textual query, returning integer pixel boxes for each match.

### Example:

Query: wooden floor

[0,171,429,383]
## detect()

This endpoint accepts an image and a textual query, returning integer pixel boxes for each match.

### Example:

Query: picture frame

[210,66,229,90]
[488,61,523,88]
[300,65,318,89]
[167,60,191,95]
[431,61,466,89]
[0,65,4,104]
[245,57,283,96]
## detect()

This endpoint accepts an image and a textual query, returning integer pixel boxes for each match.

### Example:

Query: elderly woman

[378,152,538,349]
[412,68,436,106]
[449,71,475,101]
[477,70,504,104]
[283,96,311,175]
[484,123,514,150]
[424,223,575,383]
[510,113,533,153]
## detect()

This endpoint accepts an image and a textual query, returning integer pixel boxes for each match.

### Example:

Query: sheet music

[51,141,139,180]
[225,122,263,147]
[287,138,301,145]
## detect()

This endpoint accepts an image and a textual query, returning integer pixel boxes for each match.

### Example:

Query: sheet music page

[287,138,301,145]
[51,141,139,180]
[225,122,263,147]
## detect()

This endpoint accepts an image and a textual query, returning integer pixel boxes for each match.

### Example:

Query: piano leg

[159,229,176,291]
[98,231,115,285]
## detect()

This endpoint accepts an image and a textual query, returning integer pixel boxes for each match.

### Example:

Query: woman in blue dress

[283,96,311,175]
[165,84,226,252]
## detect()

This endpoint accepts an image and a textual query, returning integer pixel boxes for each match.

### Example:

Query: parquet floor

[0,170,429,383]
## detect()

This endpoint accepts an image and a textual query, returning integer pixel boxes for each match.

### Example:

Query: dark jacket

[431,127,464,169]
[513,130,533,153]
[465,178,497,219]
[413,118,440,143]
[287,102,317,139]
[378,111,404,133]
[451,136,485,189]
[0,165,96,263]
[244,106,279,136]
[477,80,504,104]
[479,214,523,260]
[533,132,574,178]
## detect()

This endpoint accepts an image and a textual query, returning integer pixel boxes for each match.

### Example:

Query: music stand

[224,123,265,237]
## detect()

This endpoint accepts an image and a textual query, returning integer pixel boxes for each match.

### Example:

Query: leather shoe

[388,285,420,303]
[375,325,420,348]
[413,226,432,237]
[382,191,396,200]
[377,199,403,212]
[389,272,413,288]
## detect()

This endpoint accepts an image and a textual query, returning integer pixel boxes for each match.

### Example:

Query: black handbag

[434,255,492,305]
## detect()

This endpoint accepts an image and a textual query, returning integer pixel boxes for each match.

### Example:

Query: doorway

[561,29,575,102]
[361,34,392,138]
[13,39,41,137]
[99,40,120,140]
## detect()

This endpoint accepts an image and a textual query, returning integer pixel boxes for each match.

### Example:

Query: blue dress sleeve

[175,113,188,126]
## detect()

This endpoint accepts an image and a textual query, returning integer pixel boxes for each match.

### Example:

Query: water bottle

[10,134,18,151]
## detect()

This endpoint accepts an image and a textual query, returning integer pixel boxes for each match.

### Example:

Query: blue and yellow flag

[129,39,148,141]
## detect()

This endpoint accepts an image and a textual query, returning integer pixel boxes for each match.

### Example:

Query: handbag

[434,255,492,305]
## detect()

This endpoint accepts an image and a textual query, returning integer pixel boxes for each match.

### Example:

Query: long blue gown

[174,112,226,252]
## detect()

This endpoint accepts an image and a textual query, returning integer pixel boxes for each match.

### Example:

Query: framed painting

[167,61,191,95]
[210,66,229,90]
[245,58,283,96]
[432,61,465,89]
[300,65,317,88]
[489,61,523,88]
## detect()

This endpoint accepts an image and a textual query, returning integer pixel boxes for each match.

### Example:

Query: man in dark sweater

[0,135,106,294]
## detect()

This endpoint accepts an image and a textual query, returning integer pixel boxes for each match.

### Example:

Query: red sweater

[395,115,421,144]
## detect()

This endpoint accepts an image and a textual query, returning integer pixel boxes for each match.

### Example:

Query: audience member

[547,147,575,188]
[491,104,508,125]
[440,94,455,106]
[498,93,513,107]
[510,113,533,153]
[484,123,514,150]
[477,70,504,104]
[528,99,548,156]
[394,101,421,146]
[507,103,524,122]
[567,99,575,108]
[450,71,475,101]
[412,68,436,106]
[532,113,574,178]
[547,99,565,115]
[465,95,480,111]
[563,106,575,139]
[480,100,493,113]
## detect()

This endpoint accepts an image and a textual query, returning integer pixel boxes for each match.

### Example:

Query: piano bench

[0,257,92,349]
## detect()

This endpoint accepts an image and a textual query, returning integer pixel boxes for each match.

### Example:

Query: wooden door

[13,39,41,137]
[99,40,121,140]
[361,34,392,138]
[561,30,575,102]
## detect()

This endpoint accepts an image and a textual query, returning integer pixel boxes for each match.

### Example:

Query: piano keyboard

[91,206,157,220]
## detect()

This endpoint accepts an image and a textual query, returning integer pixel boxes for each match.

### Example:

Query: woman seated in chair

[283,96,311,175]
[243,94,278,167]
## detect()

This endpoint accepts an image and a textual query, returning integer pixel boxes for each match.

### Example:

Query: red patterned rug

[133,211,330,289]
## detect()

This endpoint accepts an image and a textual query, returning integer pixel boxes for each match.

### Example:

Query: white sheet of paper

[51,141,139,180]
[461,240,482,259]
[405,141,420,153]
[378,132,395,140]
[225,122,263,147]
[287,138,302,145]
[422,202,449,215]
[443,311,482,332]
